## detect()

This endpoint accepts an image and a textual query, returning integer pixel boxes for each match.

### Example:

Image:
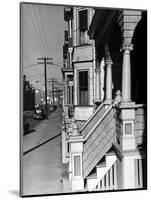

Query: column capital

[120,44,133,52]
[68,47,73,53]
[95,68,101,73]
[105,59,113,66]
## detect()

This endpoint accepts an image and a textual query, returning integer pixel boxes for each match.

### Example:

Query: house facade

[61,6,147,192]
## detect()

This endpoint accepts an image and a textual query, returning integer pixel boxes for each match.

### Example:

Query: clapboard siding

[83,108,115,178]
[134,107,146,145]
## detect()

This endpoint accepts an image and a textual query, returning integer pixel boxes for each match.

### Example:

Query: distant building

[23,75,35,111]
[35,89,42,105]
[61,7,147,192]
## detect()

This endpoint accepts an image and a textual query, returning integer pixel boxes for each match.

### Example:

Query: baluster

[106,172,109,190]
[139,159,143,187]
[102,177,104,191]
[97,180,100,190]
[114,162,117,189]
[100,180,102,191]
[110,166,113,190]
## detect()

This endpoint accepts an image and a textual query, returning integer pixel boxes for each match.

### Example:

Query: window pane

[67,86,70,104]
[79,71,88,105]
[79,9,88,31]
[79,71,88,88]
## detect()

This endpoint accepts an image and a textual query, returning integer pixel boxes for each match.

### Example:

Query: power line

[37,6,50,57]
[23,63,39,69]
[23,47,33,64]
[32,5,47,56]
[51,62,63,68]
[28,4,44,56]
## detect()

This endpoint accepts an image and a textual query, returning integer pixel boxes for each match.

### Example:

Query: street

[22,107,65,195]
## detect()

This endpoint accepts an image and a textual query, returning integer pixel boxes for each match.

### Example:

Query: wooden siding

[134,107,146,145]
[83,108,115,178]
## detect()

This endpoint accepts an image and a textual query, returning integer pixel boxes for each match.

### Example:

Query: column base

[121,136,136,151]
[72,178,84,191]
[120,101,135,107]
[104,100,113,109]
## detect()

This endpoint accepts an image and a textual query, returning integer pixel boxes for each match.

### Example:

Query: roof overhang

[88,9,119,48]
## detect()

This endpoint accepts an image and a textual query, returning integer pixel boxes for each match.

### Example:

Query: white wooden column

[105,60,113,102]
[69,48,72,68]
[105,44,113,103]
[95,68,101,100]
[121,44,133,103]
[69,19,72,38]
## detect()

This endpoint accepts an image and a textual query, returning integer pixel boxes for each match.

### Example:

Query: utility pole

[37,57,53,119]
[48,78,57,108]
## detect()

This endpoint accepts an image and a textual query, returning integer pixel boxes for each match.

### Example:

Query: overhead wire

[24,5,63,89]
[23,63,39,69]
[31,5,47,57]
[23,48,34,66]
[24,48,33,63]
[37,6,50,57]
[28,4,44,56]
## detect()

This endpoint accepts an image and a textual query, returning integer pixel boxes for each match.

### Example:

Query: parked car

[23,114,30,134]
[34,107,45,120]
[48,105,57,112]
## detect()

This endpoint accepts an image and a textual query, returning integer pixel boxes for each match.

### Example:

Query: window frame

[76,8,89,45]
[77,69,90,106]
[72,153,82,179]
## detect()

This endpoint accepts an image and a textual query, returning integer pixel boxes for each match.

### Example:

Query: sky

[22,3,67,90]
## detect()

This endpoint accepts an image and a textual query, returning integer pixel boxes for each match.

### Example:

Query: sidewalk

[22,107,66,195]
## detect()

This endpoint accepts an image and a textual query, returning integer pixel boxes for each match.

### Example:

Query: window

[74,155,81,176]
[78,71,89,105]
[78,9,88,44]
[79,9,88,31]
[66,75,73,105]
[67,86,70,104]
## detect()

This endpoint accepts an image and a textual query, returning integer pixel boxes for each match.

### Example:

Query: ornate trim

[120,44,133,52]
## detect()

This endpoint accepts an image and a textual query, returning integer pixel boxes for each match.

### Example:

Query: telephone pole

[48,78,57,108]
[37,57,53,119]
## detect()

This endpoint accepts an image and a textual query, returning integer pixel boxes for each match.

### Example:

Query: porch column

[105,59,113,103]
[95,68,101,100]
[69,48,72,68]
[105,44,113,103]
[69,19,72,38]
[121,44,133,103]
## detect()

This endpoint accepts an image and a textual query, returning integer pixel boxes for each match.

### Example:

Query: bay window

[78,70,89,105]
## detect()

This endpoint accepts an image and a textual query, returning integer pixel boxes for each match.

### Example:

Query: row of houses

[61,6,147,192]
[23,75,35,111]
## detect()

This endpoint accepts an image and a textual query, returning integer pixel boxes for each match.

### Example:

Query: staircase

[86,151,117,191]
[79,103,105,137]
[80,104,116,179]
